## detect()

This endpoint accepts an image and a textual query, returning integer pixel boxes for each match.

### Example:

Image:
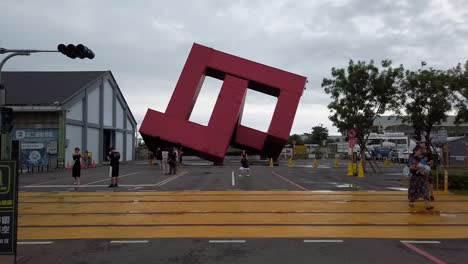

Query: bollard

[444,170,449,193]
[334,159,339,168]
[288,158,293,168]
[384,158,389,168]
[313,159,319,168]
[269,158,274,168]
[358,160,365,178]
[347,162,353,176]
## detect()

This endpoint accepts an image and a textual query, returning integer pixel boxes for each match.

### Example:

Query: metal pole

[0,48,59,161]
[0,52,31,105]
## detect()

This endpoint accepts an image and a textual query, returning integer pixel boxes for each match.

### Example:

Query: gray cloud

[1,0,467,135]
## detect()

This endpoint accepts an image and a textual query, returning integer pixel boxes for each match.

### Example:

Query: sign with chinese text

[0,161,17,255]
[12,129,58,167]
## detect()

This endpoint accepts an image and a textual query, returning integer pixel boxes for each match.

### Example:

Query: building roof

[374,116,468,128]
[2,71,107,105]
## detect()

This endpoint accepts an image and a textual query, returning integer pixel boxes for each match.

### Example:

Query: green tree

[448,61,468,124]
[310,124,329,146]
[398,63,453,147]
[287,134,304,145]
[322,60,404,164]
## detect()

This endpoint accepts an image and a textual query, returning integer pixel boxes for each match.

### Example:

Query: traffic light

[1,107,13,133]
[57,44,95,59]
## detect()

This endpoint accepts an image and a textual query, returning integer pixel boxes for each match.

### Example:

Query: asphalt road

[11,159,468,264]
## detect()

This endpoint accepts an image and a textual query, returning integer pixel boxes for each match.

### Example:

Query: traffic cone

[347,162,353,176]
[358,160,365,178]
[66,162,71,170]
[92,160,97,168]
[288,158,293,168]
[334,159,339,168]
[269,158,274,168]
[313,159,319,168]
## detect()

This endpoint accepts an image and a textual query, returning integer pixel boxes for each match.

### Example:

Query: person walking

[178,147,184,164]
[168,147,177,175]
[408,145,434,210]
[162,148,169,174]
[238,150,250,177]
[108,147,121,187]
[72,147,82,185]
[155,148,163,170]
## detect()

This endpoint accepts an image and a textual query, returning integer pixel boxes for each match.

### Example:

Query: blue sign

[0,161,17,255]
[12,129,58,167]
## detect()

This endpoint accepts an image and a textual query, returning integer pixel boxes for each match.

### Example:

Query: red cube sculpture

[139,43,307,164]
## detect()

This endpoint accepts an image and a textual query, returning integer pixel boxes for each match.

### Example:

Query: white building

[4,71,137,169]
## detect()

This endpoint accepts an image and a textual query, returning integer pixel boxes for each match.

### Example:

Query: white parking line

[21,184,154,188]
[400,240,441,244]
[209,240,246,243]
[85,172,141,185]
[155,171,187,186]
[232,171,235,186]
[110,240,149,244]
[18,241,54,245]
[303,240,344,243]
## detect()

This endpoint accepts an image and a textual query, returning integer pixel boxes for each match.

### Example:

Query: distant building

[3,71,137,169]
[374,116,468,138]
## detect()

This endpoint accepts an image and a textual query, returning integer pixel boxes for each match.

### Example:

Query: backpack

[113,151,121,161]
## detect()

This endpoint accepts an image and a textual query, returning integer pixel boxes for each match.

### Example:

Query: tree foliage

[310,124,329,146]
[448,61,468,124]
[398,63,453,146]
[287,134,304,145]
[322,59,404,160]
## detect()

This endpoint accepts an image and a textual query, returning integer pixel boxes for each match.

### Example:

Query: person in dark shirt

[238,150,250,177]
[108,147,121,187]
[168,147,177,175]
[72,147,81,185]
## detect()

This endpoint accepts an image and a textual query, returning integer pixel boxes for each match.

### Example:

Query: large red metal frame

[139,43,307,164]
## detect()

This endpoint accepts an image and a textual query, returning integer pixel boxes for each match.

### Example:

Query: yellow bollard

[358,160,365,178]
[347,162,353,176]
[313,159,319,168]
[444,170,449,193]
[269,158,274,168]
[384,158,389,168]
[288,158,293,168]
[334,159,339,168]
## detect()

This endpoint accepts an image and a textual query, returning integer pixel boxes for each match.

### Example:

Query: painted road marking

[155,171,187,186]
[232,171,235,186]
[387,187,408,191]
[272,171,310,191]
[209,240,246,243]
[31,173,104,186]
[110,240,149,244]
[21,184,154,188]
[18,241,54,245]
[85,172,141,185]
[400,240,441,244]
[402,242,447,264]
[303,240,344,243]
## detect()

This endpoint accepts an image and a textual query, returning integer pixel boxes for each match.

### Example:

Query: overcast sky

[1,0,467,135]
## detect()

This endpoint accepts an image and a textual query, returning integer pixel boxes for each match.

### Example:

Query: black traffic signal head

[57,43,95,59]
[76,44,95,59]
[1,107,14,133]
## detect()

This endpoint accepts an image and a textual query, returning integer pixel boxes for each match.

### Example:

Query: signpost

[0,161,17,262]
